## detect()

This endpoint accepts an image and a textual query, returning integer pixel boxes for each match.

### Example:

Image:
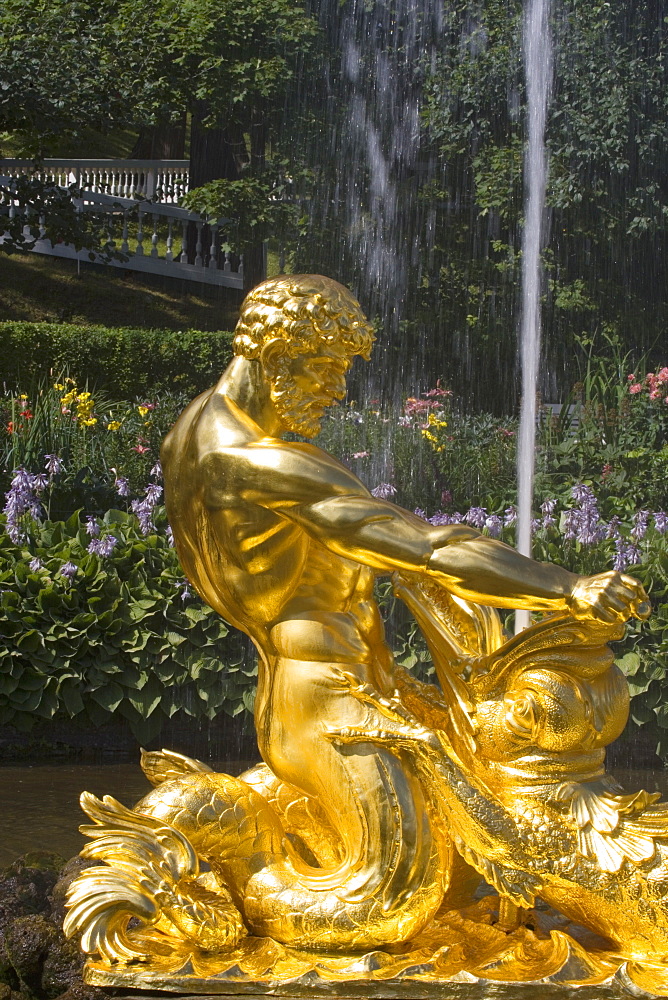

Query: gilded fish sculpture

[64,276,668,996]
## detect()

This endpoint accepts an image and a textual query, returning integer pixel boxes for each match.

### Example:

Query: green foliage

[0,0,319,153]
[0,175,125,260]
[183,162,312,253]
[0,509,252,742]
[315,394,518,514]
[0,322,234,399]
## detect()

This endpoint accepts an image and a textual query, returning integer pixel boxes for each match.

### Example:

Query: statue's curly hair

[233,275,375,361]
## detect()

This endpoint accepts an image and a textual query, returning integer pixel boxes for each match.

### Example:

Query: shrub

[0,508,254,743]
[0,322,235,398]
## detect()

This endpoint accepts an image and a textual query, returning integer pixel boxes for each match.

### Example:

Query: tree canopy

[0,0,318,154]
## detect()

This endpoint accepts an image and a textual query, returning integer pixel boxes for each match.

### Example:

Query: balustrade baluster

[223,251,232,273]
[238,255,244,279]
[179,220,189,263]
[195,222,203,267]
[166,219,174,262]
[151,212,159,258]
[121,210,129,253]
[208,225,218,270]
[136,208,145,256]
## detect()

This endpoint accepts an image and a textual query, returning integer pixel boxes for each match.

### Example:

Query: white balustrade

[0,181,243,289]
[0,158,190,203]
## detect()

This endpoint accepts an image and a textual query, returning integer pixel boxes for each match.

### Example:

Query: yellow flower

[19,394,28,400]
[61,391,77,407]
[77,392,92,402]
[107,420,122,431]
[53,383,65,391]
[421,413,447,453]
[138,405,149,417]
[82,417,98,427]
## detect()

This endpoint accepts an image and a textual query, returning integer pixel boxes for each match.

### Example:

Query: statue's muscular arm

[202,439,646,624]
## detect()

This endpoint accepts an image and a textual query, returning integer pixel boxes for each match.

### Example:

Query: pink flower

[133,444,151,454]
[658,367,668,382]
[352,451,370,459]
[627,374,636,382]
[650,389,662,400]
[629,383,643,394]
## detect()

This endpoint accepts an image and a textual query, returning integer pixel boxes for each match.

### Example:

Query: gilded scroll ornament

[64,275,668,995]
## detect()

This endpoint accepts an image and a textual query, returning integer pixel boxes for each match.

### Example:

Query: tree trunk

[241,118,267,290]
[131,118,187,159]
[187,107,266,290]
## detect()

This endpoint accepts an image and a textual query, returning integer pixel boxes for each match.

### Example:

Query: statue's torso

[161,387,387,668]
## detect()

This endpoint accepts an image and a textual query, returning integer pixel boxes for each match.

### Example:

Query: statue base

[81,898,662,997]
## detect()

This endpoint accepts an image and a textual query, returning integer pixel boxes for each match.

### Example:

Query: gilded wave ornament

[64,276,667,996]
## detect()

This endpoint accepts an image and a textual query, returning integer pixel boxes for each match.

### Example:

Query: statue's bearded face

[268,342,351,437]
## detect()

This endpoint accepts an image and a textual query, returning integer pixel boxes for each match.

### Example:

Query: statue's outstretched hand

[566,571,650,623]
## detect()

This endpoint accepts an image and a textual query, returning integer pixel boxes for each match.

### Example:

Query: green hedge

[0,322,235,398]
[0,509,255,743]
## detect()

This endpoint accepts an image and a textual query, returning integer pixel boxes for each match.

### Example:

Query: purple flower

[371,483,397,499]
[3,468,45,543]
[606,516,621,540]
[427,511,452,525]
[114,475,130,497]
[531,517,542,534]
[85,515,100,538]
[540,498,557,530]
[178,580,193,602]
[613,538,641,572]
[59,561,78,580]
[28,557,43,571]
[150,461,163,480]
[413,508,428,520]
[44,454,63,476]
[653,512,668,534]
[631,510,650,542]
[144,482,163,505]
[165,524,174,546]
[504,506,517,527]
[88,535,118,557]
[131,482,162,536]
[131,498,155,535]
[485,515,503,538]
[464,507,488,529]
[565,484,605,546]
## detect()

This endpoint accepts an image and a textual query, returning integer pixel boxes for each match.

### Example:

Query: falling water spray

[515,0,553,633]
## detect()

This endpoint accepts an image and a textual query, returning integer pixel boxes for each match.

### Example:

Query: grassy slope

[0,252,242,330]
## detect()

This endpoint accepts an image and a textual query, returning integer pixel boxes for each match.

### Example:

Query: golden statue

[64,275,668,995]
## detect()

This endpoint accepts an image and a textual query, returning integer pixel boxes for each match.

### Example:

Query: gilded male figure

[161,274,645,914]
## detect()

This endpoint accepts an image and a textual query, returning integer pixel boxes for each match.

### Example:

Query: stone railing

[0,183,243,289]
[0,158,190,203]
